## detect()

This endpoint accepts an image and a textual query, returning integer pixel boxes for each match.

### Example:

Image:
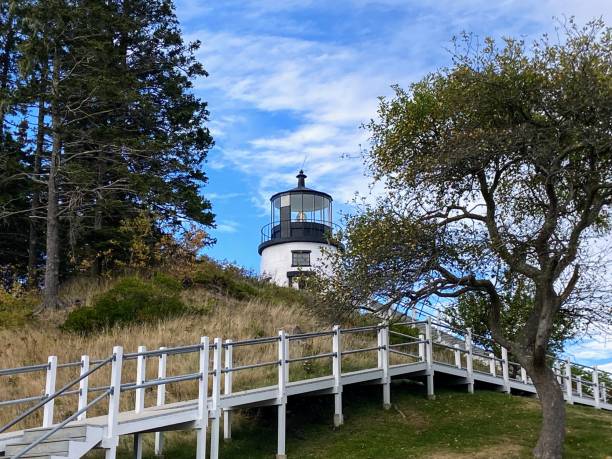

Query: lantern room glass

[271,192,331,226]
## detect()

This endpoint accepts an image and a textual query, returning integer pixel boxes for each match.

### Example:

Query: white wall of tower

[260,241,336,287]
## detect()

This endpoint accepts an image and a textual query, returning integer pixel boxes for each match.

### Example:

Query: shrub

[0,289,36,328]
[62,276,186,334]
[192,266,258,300]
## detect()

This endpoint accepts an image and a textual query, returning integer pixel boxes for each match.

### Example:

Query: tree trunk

[42,53,61,309]
[529,361,566,459]
[0,14,14,133]
[90,159,105,276]
[27,67,48,288]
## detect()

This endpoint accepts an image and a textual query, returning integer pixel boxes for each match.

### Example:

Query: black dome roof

[269,170,333,201]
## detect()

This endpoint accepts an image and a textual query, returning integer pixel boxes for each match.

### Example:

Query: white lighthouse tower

[259,171,339,288]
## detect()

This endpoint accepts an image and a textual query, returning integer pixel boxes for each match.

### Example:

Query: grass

[102,386,612,459]
[2,263,611,458]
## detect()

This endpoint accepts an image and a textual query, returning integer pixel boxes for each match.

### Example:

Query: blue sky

[174,0,611,368]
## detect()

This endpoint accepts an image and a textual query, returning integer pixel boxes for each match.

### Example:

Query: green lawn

[109,383,612,459]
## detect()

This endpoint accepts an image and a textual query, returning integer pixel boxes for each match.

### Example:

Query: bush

[0,289,36,328]
[192,265,258,300]
[62,276,186,334]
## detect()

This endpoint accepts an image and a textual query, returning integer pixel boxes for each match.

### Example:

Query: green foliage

[62,276,186,334]
[0,290,36,328]
[445,287,575,354]
[192,267,258,300]
[191,258,305,305]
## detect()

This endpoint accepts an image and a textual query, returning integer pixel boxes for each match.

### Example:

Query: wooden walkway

[1,320,610,458]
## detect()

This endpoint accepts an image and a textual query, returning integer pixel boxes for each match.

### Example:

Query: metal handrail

[288,330,336,341]
[12,389,111,459]
[224,336,280,348]
[0,354,114,434]
[0,363,50,377]
[432,341,469,353]
[389,330,420,341]
[430,320,467,335]
[394,320,428,326]
[222,360,281,373]
[260,219,342,243]
[286,352,336,364]
[0,395,46,408]
[388,340,427,348]
[124,344,203,360]
[341,325,382,334]
[342,345,384,356]
[121,373,202,392]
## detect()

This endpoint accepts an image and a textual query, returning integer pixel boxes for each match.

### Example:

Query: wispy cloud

[566,334,612,364]
[215,220,240,234]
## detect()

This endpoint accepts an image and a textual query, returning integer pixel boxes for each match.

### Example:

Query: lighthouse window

[292,250,311,267]
[290,193,303,221]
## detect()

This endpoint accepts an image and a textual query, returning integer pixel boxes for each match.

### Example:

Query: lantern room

[259,171,339,288]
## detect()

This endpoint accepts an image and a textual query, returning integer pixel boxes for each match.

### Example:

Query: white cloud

[207,192,245,201]
[215,220,240,233]
[566,335,612,363]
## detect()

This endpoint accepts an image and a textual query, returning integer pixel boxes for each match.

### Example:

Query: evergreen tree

[0,0,214,304]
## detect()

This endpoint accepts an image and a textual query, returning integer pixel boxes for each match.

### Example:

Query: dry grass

[0,284,392,433]
[0,288,321,429]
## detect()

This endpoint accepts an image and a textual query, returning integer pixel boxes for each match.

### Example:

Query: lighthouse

[259,171,339,288]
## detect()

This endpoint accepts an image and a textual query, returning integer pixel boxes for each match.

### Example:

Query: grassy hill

[1,262,611,458]
[102,386,612,459]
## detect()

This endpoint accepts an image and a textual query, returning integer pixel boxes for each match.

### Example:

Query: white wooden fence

[0,318,610,459]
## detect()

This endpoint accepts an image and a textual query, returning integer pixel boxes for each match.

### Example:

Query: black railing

[260,219,342,244]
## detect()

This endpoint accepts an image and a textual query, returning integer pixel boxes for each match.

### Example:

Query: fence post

[520,367,528,384]
[418,333,425,361]
[104,346,123,459]
[488,352,495,376]
[577,376,582,397]
[425,318,435,399]
[377,324,383,369]
[77,355,89,421]
[332,325,343,427]
[465,329,474,394]
[554,361,562,385]
[593,366,600,409]
[210,338,222,459]
[277,330,288,459]
[565,359,574,405]
[380,324,391,409]
[42,355,57,427]
[602,382,607,405]
[196,338,209,459]
[154,347,167,457]
[134,346,146,459]
[501,347,510,394]
[224,339,233,441]
[454,345,461,369]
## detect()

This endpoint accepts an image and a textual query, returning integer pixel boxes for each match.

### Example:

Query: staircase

[4,425,103,458]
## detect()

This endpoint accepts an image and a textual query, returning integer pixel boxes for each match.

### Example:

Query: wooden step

[5,439,71,457]
[22,425,88,443]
